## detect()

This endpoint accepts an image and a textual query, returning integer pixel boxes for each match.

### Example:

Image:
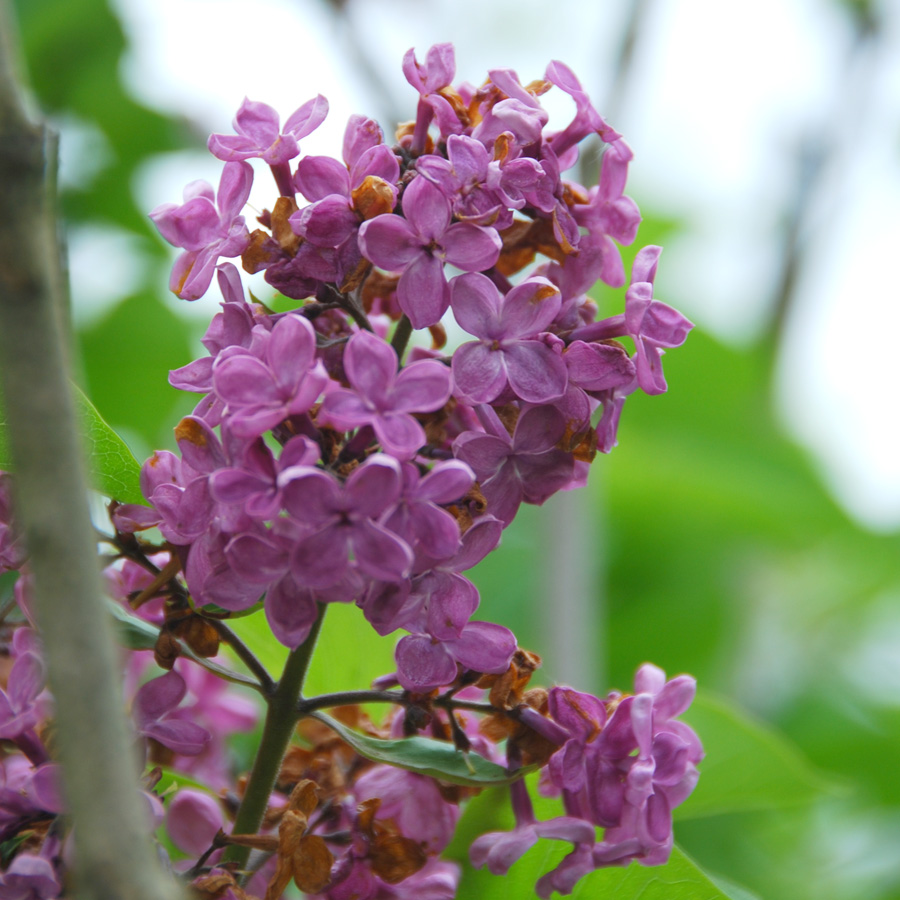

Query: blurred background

[9,0,900,897]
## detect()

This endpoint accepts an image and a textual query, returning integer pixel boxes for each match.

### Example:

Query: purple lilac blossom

[450,273,567,404]
[149,162,253,300]
[358,175,502,329]
[319,330,452,459]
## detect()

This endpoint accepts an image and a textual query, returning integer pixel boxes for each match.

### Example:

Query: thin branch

[209,618,276,694]
[0,4,185,898]
[296,689,410,717]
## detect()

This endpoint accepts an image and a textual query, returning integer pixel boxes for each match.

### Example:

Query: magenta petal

[395,634,458,691]
[345,455,402,517]
[398,253,449,329]
[452,516,503,570]
[344,330,397,398]
[358,215,420,270]
[513,405,567,453]
[217,161,254,220]
[233,98,280,146]
[403,176,451,241]
[295,155,351,201]
[225,533,287,584]
[471,827,538,875]
[425,572,479,640]
[284,94,329,140]
[631,245,662,285]
[209,468,266,506]
[449,621,516,673]
[409,503,461,559]
[267,314,317,388]
[452,342,506,403]
[169,357,213,392]
[373,412,426,459]
[450,271,502,338]
[265,578,320,649]
[453,432,510,481]
[655,675,696,720]
[8,653,44,709]
[441,222,501,272]
[565,341,635,392]
[499,278,561,337]
[390,360,452,413]
[292,526,349,588]
[351,519,413,582]
[144,719,210,756]
[133,671,185,727]
[213,355,276,406]
[504,341,568,403]
[417,460,474,504]
[281,467,342,523]
[167,789,225,856]
[320,388,371,429]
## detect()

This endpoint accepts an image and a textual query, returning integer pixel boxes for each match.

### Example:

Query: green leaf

[312,711,528,787]
[446,784,751,899]
[676,692,835,820]
[74,385,144,503]
[107,598,158,650]
[0,384,143,504]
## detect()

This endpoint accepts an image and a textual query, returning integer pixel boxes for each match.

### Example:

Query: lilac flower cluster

[471,664,703,896]
[0,43,701,900]
[135,43,693,693]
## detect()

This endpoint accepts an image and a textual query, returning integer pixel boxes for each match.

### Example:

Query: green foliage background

[11,1,900,898]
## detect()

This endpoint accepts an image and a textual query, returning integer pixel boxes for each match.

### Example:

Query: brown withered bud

[291,834,334,894]
[496,217,567,277]
[436,86,471,129]
[242,229,283,274]
[360,269,401,316]
[171,614,221,658]
[147,737,175,768]
[352,176,395,220]
[191,872,257,900]
[524,78,553,97]
[561,422,598,464]
[271,197,300,255]
[356,797,381,833]
[370,833,427,885]
[478,648,542,710]
[338,257,371,294]
[288,779,320,819]
[153,629,180,670]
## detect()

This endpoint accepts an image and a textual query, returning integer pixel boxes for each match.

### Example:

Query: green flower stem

[222,602,327,871]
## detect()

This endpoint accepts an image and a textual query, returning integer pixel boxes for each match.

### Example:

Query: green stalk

[222,603,327,871]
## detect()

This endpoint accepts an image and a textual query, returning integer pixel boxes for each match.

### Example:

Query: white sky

[89,0,900,529]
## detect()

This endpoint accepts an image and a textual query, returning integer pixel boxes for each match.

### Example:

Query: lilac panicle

[132,45,700,900]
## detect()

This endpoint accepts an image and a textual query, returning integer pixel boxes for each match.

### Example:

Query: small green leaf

[107,598,159,650]
[0,384,144,504]
[675,691,835,820]
[74,385,144,503]
[312,711,528,787]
